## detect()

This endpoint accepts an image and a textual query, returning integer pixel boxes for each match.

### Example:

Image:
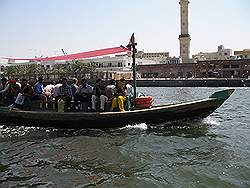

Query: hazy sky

[0,0,249,59]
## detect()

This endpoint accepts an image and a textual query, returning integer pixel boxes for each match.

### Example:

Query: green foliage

[2,61,97,80]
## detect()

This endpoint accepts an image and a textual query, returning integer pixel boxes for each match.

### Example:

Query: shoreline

[135,78,250,87]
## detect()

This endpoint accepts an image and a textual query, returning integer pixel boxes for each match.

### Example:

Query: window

[231,65,239,69]
[223,65,230,69]
[142,73,148,78]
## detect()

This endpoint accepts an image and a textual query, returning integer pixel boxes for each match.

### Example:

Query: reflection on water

[0,87,250,187]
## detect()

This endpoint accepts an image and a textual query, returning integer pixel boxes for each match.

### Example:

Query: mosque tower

[179,0,191,63]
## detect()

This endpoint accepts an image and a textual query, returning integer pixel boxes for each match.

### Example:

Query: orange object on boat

[134,96,153,109]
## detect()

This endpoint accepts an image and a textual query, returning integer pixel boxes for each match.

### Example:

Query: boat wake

[202,117,220,126]
[121,123,148,130]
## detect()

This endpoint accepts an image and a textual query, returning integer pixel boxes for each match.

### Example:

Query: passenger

[70,77,79,97]
[52,80,62,101]
[125,80,133,97]
[0,77,7,90]
[15,78,22,88]
[16,79,34,110]
[0,79,20,105]
[0,78,7,105]
[99,79,116,111]
[111,78,126,112]
[105,79,116,100]
[33,77,46,101]
[59,78,73,110]
[124,80,134,110]
[74,78,93,105]
[44,80,55,101]
[91,78,105,111]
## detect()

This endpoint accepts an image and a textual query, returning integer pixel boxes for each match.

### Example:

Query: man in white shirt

[52,80,62,101]
[44,81,55,100]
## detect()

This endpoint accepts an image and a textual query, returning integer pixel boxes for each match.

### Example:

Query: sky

[0,0,249,59]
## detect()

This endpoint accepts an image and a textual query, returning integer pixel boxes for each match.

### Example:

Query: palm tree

[52,64,68,79]
[26,64,40,81]
[3,66,17,77]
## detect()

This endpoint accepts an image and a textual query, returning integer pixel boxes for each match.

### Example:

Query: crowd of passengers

[0,77,133,112]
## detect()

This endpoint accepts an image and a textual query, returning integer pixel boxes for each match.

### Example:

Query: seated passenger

[44,81,55,101]
[0,77,7,90]
[59,78,73,110]
[99,79,116,111]
[0,78,8,105]
[70,78,79,97]
[75,78,93,104]
[111,78,127,112]
[33,77,46,101]
[15,79,34,110]
[0,79,20,105]
[15,78,21,88]
[52,80,62,101]
[91,78,105,111]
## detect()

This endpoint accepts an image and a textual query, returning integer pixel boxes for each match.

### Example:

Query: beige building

[192,45,232,61]
[159,57,182,64]
[136,51,169,60]
[234,49,250,59]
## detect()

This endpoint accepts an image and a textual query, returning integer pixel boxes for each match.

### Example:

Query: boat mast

[130,33,137,99]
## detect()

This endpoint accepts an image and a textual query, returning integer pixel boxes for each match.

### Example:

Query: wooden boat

[0,35,235,129]
[0,89,234,128]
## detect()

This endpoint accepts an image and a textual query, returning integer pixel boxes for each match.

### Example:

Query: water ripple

[0,87,249,187]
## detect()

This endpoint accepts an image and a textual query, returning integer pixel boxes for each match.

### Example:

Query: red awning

[2,46,129,61]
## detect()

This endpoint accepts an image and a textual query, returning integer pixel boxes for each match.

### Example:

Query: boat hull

[0,98,225,129]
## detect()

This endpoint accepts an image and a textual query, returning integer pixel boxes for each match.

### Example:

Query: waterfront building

[192,45,233,61]
[196,59,250,78]
[137,59,250,79]
[137,63,196,78]
[234,49,250,59]
[7,60,62,70]
[179,0,191,63]
[80,56,133,80]
[136,51,169,60]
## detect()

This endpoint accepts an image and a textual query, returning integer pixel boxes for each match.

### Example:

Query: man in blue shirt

[33,77,46,101]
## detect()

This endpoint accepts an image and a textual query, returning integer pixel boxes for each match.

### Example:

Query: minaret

[179,0,191,63]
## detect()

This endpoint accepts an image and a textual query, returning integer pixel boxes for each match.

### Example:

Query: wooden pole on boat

[131,33,137,99]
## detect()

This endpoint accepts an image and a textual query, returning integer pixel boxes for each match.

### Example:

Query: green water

[0,87,249,187]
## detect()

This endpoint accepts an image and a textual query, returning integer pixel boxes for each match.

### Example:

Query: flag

[126,33,135,51]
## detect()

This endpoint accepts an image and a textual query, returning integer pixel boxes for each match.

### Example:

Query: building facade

[193,45,233,61]
[196,59,250,78]
[136,51,169,60]
[137,63,197,78]
[137,59,250,79]
[81,56,133,80]
[234,49,250,59]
